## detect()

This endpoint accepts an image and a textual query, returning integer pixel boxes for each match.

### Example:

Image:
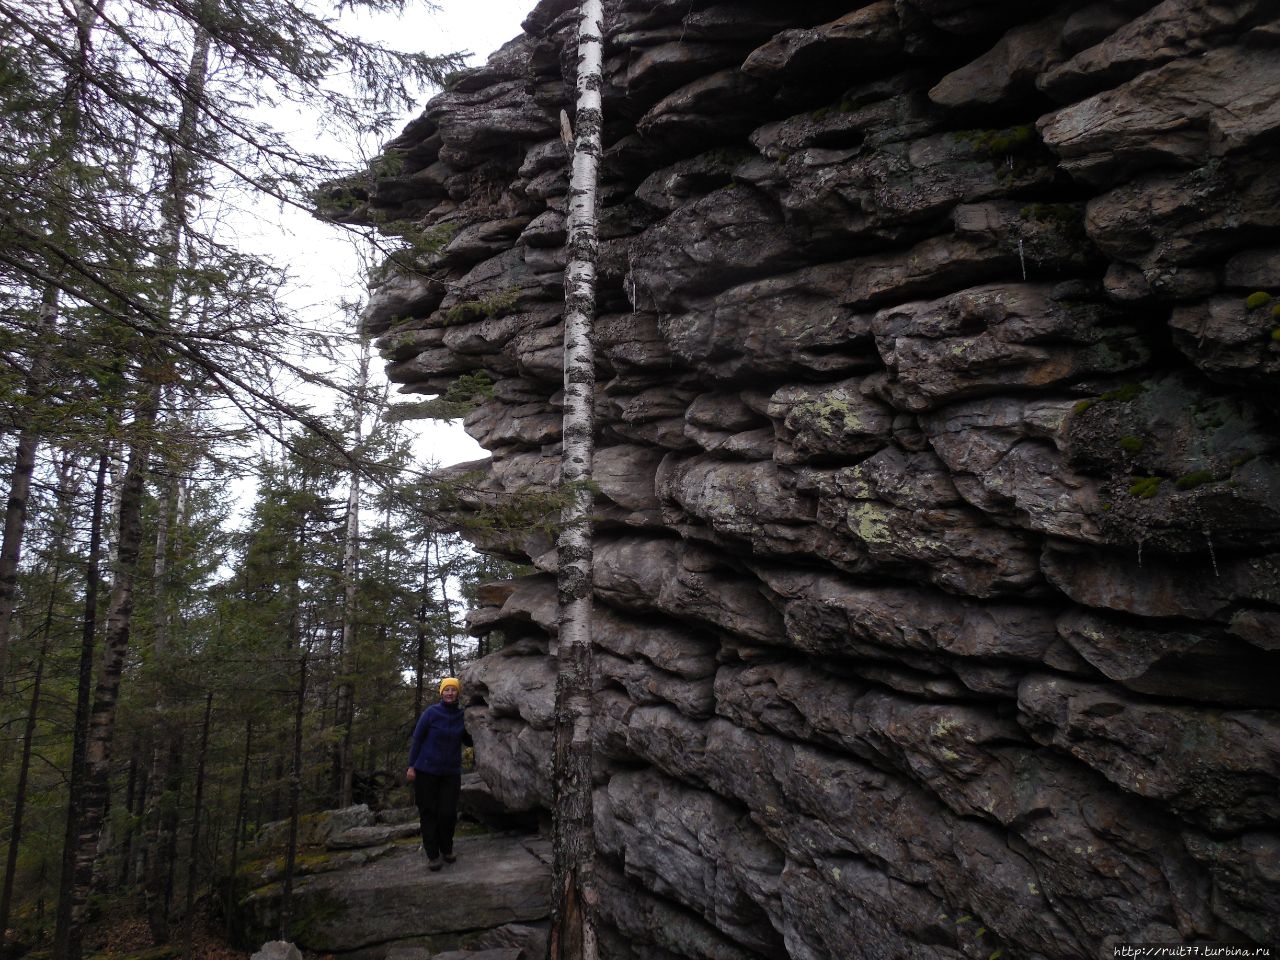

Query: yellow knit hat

[439,677,460,693]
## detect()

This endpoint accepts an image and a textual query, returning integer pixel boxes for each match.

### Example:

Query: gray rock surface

[232,829,550,958]
[341,0,1280,957]
[250,943,302,960]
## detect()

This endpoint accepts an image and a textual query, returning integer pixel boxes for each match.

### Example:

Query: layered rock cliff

[334,1,1280,957]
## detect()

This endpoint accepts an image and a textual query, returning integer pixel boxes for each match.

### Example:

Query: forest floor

[12,913,345,960]
[92,916,251,960]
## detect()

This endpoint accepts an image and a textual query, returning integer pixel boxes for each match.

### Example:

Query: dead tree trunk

[548,3,604,959]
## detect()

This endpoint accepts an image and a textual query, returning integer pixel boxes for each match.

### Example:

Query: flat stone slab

[237,833,550,955]
[377,805,419,826]
[327,821,420,849]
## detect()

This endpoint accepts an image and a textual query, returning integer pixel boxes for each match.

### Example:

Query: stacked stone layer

[342,1,1280,957]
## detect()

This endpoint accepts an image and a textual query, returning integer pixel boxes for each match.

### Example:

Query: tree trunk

[414,544,432,719]
[335,341,369,808]
[118,738,141,887]
[0,590,54,949]
[0,0,106,690]
[63,397,159,958]
[225,719,252,942]
[182,692,214,958]
[279,652,307,942]
[60,25,210,956]
[0,455,79,946]
[548,3,604,959]
[145,734,184,941]
[53,453,108,959]
[144,462,182,943]
[436,537,455,676]
[0,323,50,690]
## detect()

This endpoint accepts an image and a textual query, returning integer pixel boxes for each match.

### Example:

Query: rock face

[343,1,1280,957]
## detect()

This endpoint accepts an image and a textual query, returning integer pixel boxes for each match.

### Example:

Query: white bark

[550,2,604,959]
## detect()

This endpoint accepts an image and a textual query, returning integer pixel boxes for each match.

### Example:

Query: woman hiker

[406,677,472,870]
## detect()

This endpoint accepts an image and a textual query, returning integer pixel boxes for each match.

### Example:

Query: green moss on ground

[1119,436,1144,454]
[1175,470,1214,490]
[1127,476,1162,499]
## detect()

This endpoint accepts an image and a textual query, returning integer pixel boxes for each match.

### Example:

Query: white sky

[260,0,538,470]
[410,0,536,63]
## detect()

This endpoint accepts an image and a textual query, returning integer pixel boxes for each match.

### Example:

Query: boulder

[250,943,302,960]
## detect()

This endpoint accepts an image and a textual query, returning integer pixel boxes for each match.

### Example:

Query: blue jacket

[408,702,471,775]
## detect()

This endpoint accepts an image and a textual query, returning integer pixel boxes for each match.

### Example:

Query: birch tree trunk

[549,3,604,958]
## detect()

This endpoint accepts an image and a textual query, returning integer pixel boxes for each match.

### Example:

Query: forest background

[0,0,532,955]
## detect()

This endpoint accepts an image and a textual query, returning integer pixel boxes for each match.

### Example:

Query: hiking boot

[443,852,456,864]
[427,855,443,871]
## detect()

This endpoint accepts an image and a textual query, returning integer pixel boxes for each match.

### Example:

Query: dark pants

[413,772,461,859]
